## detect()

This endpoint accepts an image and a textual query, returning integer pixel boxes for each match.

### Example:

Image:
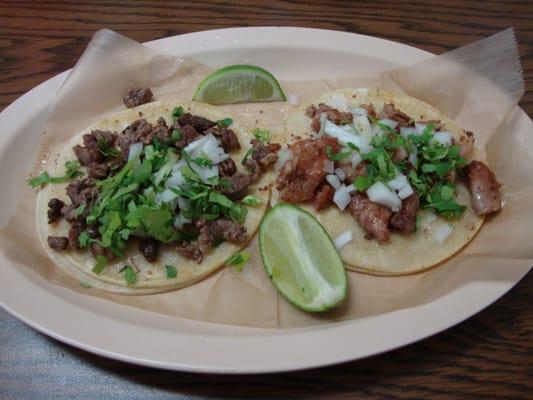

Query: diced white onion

[334,167,346,181]
[425,211,438,224]
[326,174,341,190]
[398,184,414,200]
[165,170,185,189]
[347,106,368,116]
[318,113,328,137]
[173,214,192,229]
[415,122,427,135]
[353,115,373,138]
[431,131,452,146]
[388,173,408,191]
[274,148,292,172]
[325,120,373,154]
[378,119,399,129]
[408,150,418,166]
[177,196,190,211]
[171,159,187,172]
[432,223,454,244]
[400,127,417,138]
[345,184,356,193]
[156,188,178,204]
[128,142,143,161]
[202,135,229,164]
[270,189,279,207]
[367,181,402,212]
[323,159,335,174]
[350,152,362,168]
[334,230,353,250]
[190,163,218,183]
[288,94,300,106]
[183,134,210,154]
[372,124,385,137]
[333,185,353,211]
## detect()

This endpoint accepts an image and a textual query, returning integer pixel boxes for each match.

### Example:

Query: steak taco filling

[31,106,280,270]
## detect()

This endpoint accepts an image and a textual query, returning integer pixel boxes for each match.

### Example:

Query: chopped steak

[175,125,201,149]
[123,88,153,108]
[47,198,65,224]
[177,113,216,133]
[349,193,392,242]
[118,119,153,159]
[314,183,334,211]
[205,126,240,152]
[198,218,247,248]
[65,177,99,207]
[390,193,420,233]
[467,160,502,216]
[176,241,203,263]
[377,103,411,127]
[458,130,474,157]
[221,171,253,200]
[73,130,117,167]
[306,103,353,132]
[218,158,237,177]
[276,137,341,202]
[139,237,159,262]
[68,223,84,249]
[153,117,170,143]
[47,236,69,251]
[392,146,408,162]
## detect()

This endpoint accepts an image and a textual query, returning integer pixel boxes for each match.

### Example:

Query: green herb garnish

[92,255,108,275]
[120,265,137,285]
[165,264,177,278]
[325,145,351,161]
[27,160,84,188]
[217,118,233,128]
[252,128,270,144]
[241,195,261,206]
[226,251,251,271]
[172,106,184,119]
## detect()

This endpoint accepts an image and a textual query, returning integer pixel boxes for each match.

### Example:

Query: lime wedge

[259,204,347,312]
[192,65,286,105]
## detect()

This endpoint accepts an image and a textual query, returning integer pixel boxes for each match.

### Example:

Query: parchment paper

[2,28,531,329]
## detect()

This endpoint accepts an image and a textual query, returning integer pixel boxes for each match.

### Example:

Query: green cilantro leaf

[97,138,121,158]
[165,264,177,278]
[172,106,184,119]
[241,195,261,206]
[354,175,373,191]
[120,265,137,285]
[226,251,251,271]
[241,148,255,165]
[325,145,351,161]
[192,156,213,167]
[217,118,233,128]
[27,161,84,188]
[171,129,182,142]
[92,255,108,275]
[252,128,270,144]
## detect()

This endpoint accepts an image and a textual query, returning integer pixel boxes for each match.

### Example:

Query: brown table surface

[1,1,532,398]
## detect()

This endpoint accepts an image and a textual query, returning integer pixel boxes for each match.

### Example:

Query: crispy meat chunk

[314,183,334,211]
[68,223,84,249]
[377,103,411,127]
[249,139,281,169]
[73,130,117,168]
[221,171,253,200]
[177,113,216,133]
[47,198,65,224]
[276,137,341,202]
[205,126,241,152]
[306,103,353,133]
[153,117,170,143]
[349,193,392,242]
[123,88,153,108]
[47,236,69,251]
[176,242,203,263]
[118,119,154,159]
[139,237,159,262]
[467,160,502,216]
[390,193,420,233]
[360,104,377,118]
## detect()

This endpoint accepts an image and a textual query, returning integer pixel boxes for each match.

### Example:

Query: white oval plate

[0,27,530,374]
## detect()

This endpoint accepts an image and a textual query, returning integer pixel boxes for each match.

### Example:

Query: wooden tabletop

[1,1,532,398]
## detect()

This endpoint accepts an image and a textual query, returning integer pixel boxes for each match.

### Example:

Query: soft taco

[274,88,502,275]
[31,99,280,294]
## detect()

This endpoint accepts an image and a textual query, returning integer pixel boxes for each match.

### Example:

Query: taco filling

[276,102,502,243]
[34,106,280,270]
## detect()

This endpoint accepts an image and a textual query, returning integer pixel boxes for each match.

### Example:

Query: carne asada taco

[32,101,280,293]
[275,88,502,275]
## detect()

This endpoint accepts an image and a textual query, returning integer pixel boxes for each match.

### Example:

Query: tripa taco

[274,88,502,275]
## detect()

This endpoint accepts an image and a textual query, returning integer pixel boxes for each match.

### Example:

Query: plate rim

[0,26,530,374]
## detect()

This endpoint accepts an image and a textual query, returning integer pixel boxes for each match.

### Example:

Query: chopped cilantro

[425,184,466,218]
[120,265,137,285]
[241,195,261,206]
[172,106,184,119]
[209,192,234,209]
[97,138,121,158]
[217,118,233,128]
[241,148,255,165]
[165,264,177,278]
[74,203,86,218]
[27,160,84,188]
[78,231,91,248]
[192,156,213,167]
[326,145,351,161]
[354,175,373,191]
[252,128,270,143]
[171,129,182,142]
[226,251,251,271]
[347,142,360,152]
[92,255,108,275]
[79,281,92,288]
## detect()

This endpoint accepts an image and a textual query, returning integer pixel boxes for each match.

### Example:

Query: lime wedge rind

[192,64,287,105]
[259,204,347,312]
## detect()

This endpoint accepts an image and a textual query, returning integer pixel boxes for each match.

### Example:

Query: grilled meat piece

[47,236,69,250]
[349,193,392,242]
[47,198,65,224]
[123,88,153,108]
[306,103,353,133]
[467,160,502,216]
[390,193,420,233]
